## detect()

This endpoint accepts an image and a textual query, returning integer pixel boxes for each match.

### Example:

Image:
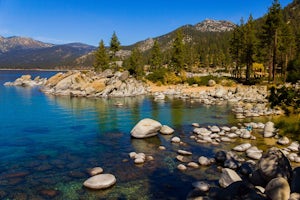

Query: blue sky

[0,0,293,46]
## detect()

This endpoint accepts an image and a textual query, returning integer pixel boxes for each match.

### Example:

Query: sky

[0,0,293,46]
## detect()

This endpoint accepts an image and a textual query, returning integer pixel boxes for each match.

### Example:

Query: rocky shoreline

[128,118,300,199]
[81,117,300,199]
[4,70,284,119]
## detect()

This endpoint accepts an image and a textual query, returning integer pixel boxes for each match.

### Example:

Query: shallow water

[0,70,291,199]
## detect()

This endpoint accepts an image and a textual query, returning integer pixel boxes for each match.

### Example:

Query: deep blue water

[0,70,235,199]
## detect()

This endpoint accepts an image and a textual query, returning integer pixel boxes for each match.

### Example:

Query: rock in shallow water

[177,164,187,171]
[192,181,210,192]
[160,125,174,135]
[88,167,103,176]
[263,121,275,138]
[233,143,251,152]
[130,118,162,138]
[83,174,116,189]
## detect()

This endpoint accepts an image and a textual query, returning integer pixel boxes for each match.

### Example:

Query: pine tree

[242,15,257,82]
[229,18,244,79]
[261,0,283,82]
[125,47,144,78]
[170,29,185,73]
[279,22,295,82]
[149,40,162,70]
[109,31,121,60]
[93,39,109,72]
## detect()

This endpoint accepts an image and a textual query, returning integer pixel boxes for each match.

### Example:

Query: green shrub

[146,68,167,83]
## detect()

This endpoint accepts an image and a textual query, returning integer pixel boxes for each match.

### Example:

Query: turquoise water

[0,70,235,199]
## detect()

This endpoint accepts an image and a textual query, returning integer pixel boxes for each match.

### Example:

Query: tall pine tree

[230,18,244,79]
[125,48,144,78]
[242,15,257,82]
[93,39,109,72]
[109,31,121,60]
[149,40,163,70]
[261,0,283,82]
[170,29,185,73]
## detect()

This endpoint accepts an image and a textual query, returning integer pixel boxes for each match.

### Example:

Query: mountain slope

[0,36,53,53]
[126,19,236,52]
[0,42,96,69]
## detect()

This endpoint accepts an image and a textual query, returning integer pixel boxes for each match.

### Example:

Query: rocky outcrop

[4,70,149,98]
[4,75,47,87]
[40,70,149,97]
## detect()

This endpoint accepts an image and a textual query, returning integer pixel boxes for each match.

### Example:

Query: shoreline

[0,68,69,71]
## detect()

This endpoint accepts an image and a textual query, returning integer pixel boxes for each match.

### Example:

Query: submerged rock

[192,181,210,192]
[88,167,103,176]
[83,174,116,189]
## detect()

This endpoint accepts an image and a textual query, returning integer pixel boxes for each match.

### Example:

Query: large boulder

[219,168,242,188]
[265,177,290,200]
[130,118,162,138]
[217,181,267,200]
[291,167,300,193]
[257,148,292,183]
[83,174,116,189]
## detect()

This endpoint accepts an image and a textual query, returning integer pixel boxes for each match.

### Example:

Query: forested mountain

[122,19,235,69]
[0,36,96,69]
[1,0,299,74]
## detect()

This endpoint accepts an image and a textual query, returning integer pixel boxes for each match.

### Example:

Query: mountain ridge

[0,36,54,53]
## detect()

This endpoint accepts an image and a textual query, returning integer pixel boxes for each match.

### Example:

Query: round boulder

[265,177,290,200]
[130,118,162,138]
[257,147,292,183]
[277,136,290,145]
[160,125,174,135]
[83,174,116,189]
[88,167,103,176]
[233,143,251,152]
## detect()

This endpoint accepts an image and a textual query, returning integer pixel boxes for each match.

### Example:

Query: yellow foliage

[252,62,264,71]
[179,70,187,82]
[164,72,182,84]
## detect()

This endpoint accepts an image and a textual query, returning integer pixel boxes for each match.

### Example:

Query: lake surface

[0,70,240,199]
